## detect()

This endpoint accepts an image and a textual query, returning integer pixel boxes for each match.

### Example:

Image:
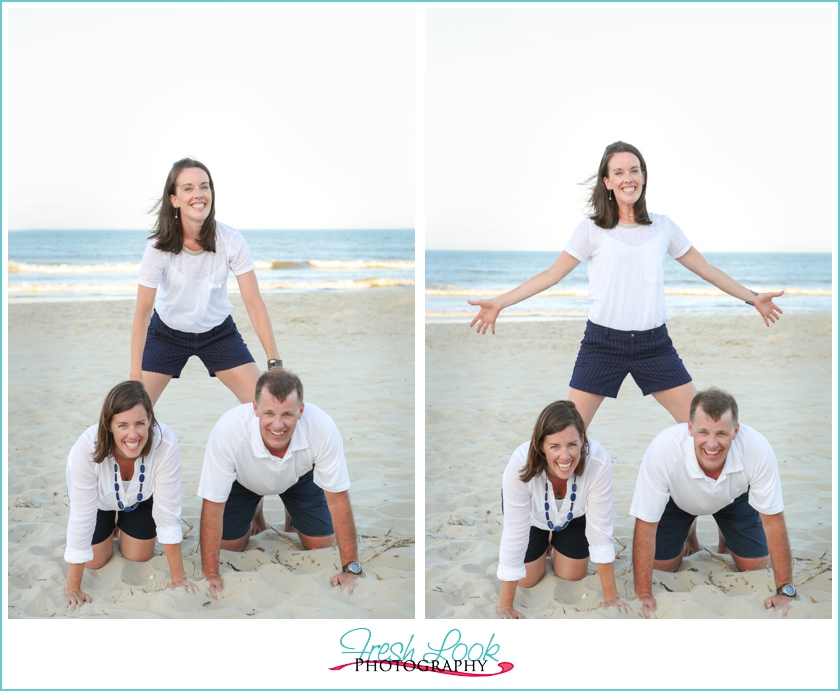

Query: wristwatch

[776,583,796,598]
[342,561,362,575]
[267,358,283,370]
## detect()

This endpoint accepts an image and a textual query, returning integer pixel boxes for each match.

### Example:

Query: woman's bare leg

[141,371,173,406]
[215,362,262,403]
[567,388,606,430]
[651,381,698,424]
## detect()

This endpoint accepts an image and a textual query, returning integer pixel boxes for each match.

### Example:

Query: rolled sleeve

[64,431,100,564]
[583,455,616,564]
[496,448,531,582]
[150,426,183,545]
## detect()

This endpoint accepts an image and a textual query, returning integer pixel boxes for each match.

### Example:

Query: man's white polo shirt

[630,423,784,522]
[197,402,351,502]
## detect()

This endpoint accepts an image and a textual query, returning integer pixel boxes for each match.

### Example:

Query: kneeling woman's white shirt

[64,421,183,564]
[497,438,616,582]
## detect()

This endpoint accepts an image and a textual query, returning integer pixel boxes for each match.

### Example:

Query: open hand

[496,605,524,619]
[468,299,502,335]
[331,572,359,594]
[65,588,91,612]
[166,577,197,594]
[753,291,784,327]
[598,597,629,614]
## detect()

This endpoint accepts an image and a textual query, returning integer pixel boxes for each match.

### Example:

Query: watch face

[780,584,796,597]
[345,561,362,574]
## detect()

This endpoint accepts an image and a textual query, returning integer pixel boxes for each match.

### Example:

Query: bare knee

[220,535,251,553]
[84,555,111,570]
[653,555,683,573]
[123,551,154,563]
[731,553,770,572]
[298,533,335,551]
[517,573,542,588]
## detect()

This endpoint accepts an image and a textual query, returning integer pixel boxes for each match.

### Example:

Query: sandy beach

[425,312,833,619]
[7,287,414,619]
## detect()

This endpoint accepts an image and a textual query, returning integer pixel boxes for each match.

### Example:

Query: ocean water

[426,250,832,321]
[6,228,414,301]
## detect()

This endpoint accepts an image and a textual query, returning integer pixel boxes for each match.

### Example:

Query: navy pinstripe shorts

[568,320,692,398]
[142,310,255,378]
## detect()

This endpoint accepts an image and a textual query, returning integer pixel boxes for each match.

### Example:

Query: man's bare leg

[284,508,334,550]
[220,498,267,552]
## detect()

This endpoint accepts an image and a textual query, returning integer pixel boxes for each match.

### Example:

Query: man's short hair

[255,369,304,406]
[690,387,739,426]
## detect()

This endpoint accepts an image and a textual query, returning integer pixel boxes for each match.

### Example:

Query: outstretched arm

[130,285,157,382]
[236,270,281,364]
[760,511,794,616]
[677,247,783,326]
[632,518,658,618]
[468,251,581,334]
[324,490,359,593]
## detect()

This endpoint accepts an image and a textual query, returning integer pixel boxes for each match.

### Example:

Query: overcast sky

[426,4,837,252]
[4,4,414,231]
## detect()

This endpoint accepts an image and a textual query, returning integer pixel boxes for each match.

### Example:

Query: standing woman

[64,381,195,610]
[469,142,784,428]
[497,400,627,618]
[130,158,282,405]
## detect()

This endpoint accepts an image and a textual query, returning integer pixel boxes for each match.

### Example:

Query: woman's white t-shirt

[138,221,255,333]
[563,213,692,331]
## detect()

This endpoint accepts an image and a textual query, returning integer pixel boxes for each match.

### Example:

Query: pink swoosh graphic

[329,660,514,677]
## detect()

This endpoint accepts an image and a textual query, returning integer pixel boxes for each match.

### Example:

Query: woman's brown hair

[583,141,652,229]
[149,157,218,253]
[519,400,588,483]
[93,381,155,464]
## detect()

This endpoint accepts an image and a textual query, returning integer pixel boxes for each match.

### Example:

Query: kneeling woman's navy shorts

[524,517,590,562]
[569,320,692,398]
[142,310,255,378]
[92,496,156,544]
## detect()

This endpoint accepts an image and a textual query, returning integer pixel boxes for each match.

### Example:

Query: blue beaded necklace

[114,457,147,512]
[544,476,577,532]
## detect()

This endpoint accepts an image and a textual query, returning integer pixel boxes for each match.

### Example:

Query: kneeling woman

[64,381,195,610]
[497,400,627,618]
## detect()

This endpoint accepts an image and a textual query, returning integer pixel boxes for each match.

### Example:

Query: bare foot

[716,527,730,553]
[250,498,267,535]
[684,518,700,556]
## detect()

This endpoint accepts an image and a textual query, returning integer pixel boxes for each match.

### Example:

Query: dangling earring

[174,208,179,221]
[608,189,613,202]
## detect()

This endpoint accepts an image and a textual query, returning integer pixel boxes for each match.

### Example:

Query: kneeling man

[198,369,360,598]
[631,387,795,617]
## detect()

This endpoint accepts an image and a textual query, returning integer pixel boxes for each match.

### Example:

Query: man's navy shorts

[91,496,156,544]
[655,491,769,561]
[221,470,334,541]
[568,320,692,398]
[501,490,590,562]
[142,310,255,379]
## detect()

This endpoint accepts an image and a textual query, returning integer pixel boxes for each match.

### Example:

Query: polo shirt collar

[248,411,311,460]
[682,432,744,481]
